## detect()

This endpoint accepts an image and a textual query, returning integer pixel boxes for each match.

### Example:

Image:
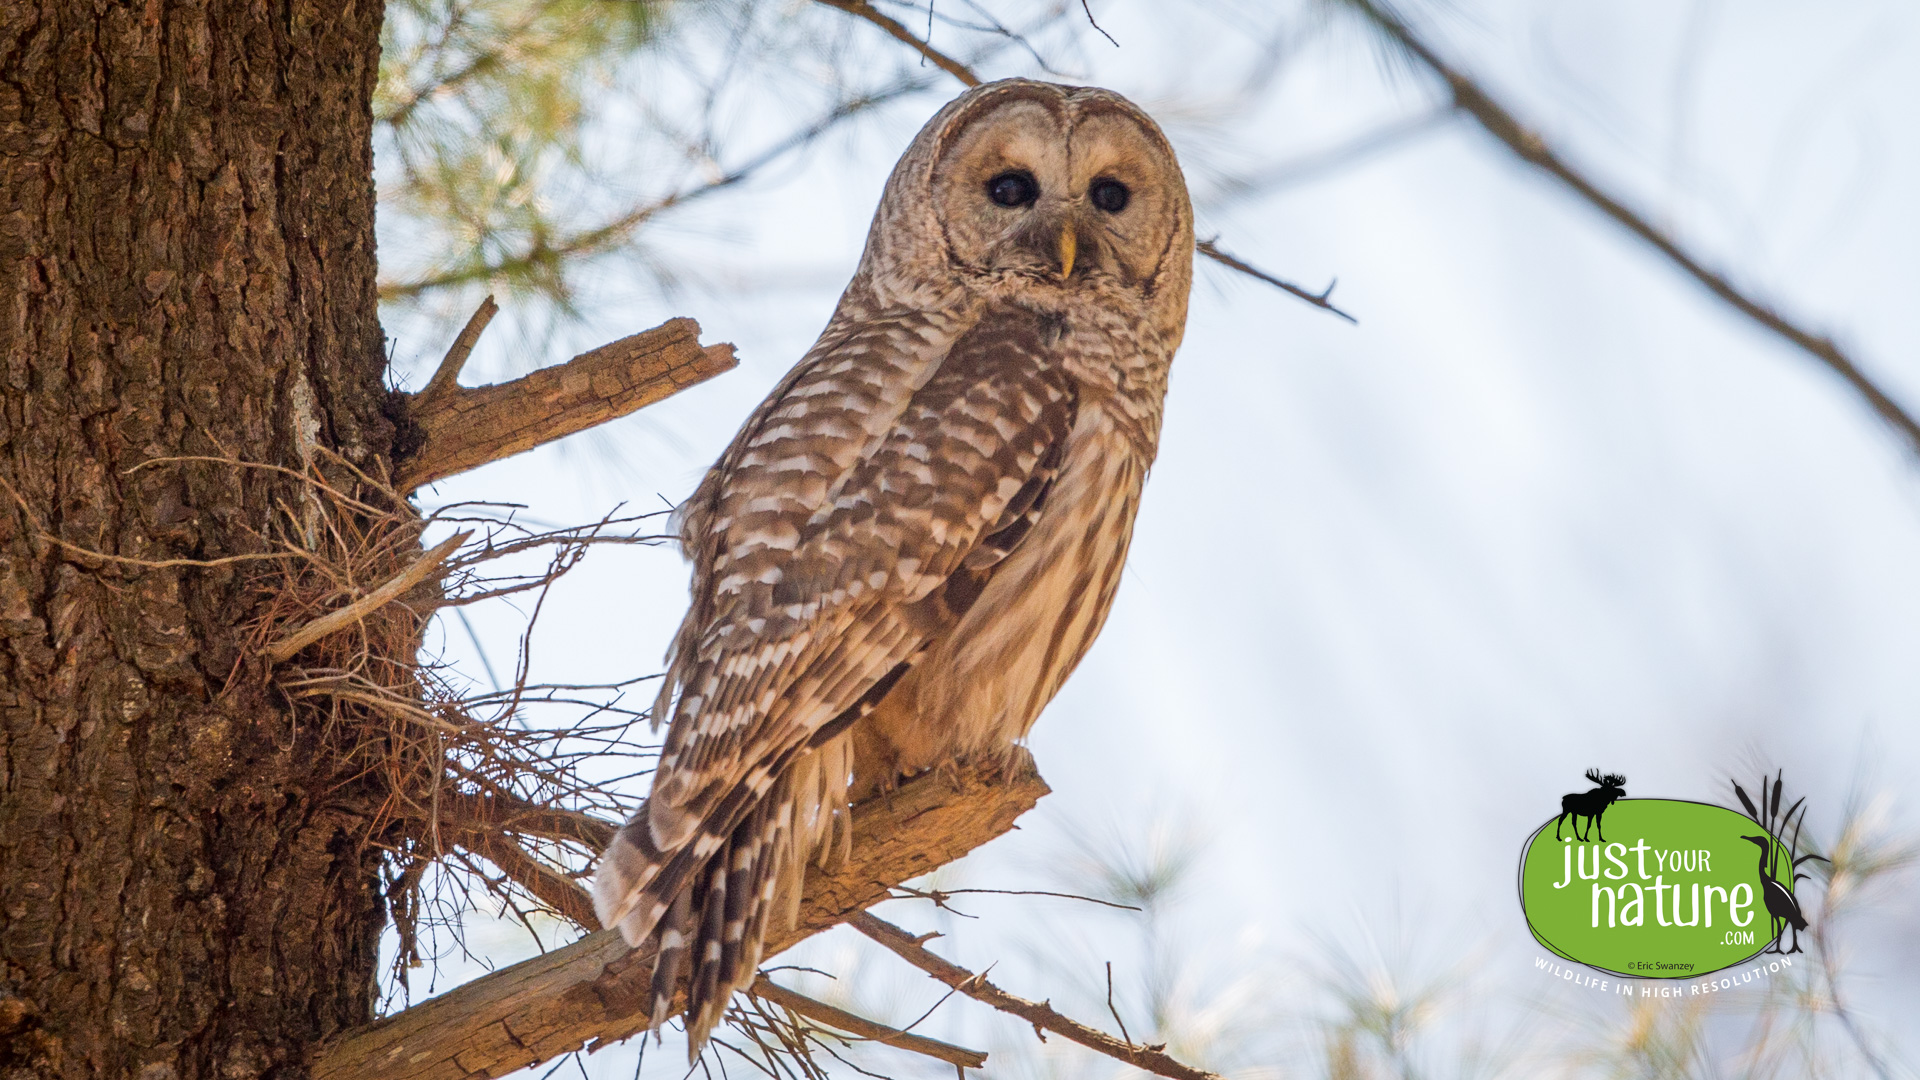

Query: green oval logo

[1519,799,1797,978]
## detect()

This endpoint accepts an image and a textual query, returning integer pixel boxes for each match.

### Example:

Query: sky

[378,1,1920,1074]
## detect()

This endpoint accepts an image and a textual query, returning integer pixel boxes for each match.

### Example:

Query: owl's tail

[591,739,852,1057]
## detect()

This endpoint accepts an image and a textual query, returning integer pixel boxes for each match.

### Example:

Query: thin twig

[749,976,987,1070]
[123,455,391,517]
[850,912,1222,1080]
[266,531,470,663]
[1104,962,1133,1047]
[889,883,1140,912]
[1337,0,1920,459]
[1077,0,1118,47]
[433,789,618,851]
[1197,239,1358,324]
[0,471,305,571]
[813,0,982,86]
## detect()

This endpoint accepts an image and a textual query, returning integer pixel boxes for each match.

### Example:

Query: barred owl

[592,78,1194,1051]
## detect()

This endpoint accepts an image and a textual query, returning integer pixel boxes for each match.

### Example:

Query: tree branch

[1336,0,1920,459]
[396,317,737,491]
[748,975,988,1070]
[420,296,500,401]
[266,531,471,663]
[850,911,1226,1080]
[454,828,602,930]
[442,814,993,1072]
[434,789,618,851]
[1197,240,1357,323]
[311,752,1048,1080]
[812,0,983,87]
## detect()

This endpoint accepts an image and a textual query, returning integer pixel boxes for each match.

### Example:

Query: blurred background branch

[1331,0,1920,461]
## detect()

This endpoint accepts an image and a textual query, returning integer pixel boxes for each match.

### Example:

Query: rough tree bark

[0,6,1049,1080]
[1,2,394,1077]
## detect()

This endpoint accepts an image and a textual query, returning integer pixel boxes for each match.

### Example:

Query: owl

[592,78,1194,1052]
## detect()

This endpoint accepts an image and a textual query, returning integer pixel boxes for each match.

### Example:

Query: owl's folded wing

[649,300,1079,837]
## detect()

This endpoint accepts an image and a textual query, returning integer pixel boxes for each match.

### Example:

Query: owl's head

[860,80,1193,328]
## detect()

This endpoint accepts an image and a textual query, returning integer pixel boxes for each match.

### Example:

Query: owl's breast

[853,400,1152,786]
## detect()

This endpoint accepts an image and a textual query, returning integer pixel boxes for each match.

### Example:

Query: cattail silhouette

[1731,770,1829,954]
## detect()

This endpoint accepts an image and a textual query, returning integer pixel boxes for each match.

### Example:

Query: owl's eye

[986,171,1039,208]
[1089,178,1130,213]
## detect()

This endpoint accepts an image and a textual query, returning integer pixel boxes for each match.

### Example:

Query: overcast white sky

[382,1,1920,1073]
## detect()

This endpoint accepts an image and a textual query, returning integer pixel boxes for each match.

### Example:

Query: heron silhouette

[1741,834,1808,953]
[1730,770,1830,954]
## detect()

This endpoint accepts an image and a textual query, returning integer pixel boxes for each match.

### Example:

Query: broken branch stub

[397,317,737,491]
[310,751,1048,1080]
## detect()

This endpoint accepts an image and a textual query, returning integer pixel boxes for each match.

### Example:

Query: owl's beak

[1056,223,1077,280]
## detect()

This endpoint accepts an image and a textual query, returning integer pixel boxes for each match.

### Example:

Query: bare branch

[311,752,1049,1080]
[434,790,619,851]
[266,531,470,663]
[1335,0,1920,459]
[1197,240,1357,324]
[1077,0,1118,48]
[749,976,988,1071]
[850,912,1226,1080]
[889,883,1140,912]
[813,0,983,87]
[397,318,736,491]
[458,828,602,930]
[1104,961,1134,1047]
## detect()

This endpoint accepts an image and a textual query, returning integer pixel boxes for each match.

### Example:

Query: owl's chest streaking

[848,301,1171,791]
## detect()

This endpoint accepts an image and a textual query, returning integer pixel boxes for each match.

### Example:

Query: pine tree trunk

[0,2,393,1076]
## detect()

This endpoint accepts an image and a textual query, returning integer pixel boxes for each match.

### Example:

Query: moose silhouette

[1554,769,1627,842]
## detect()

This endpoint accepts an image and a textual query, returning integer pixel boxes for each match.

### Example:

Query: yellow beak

[1057,224,1077,280]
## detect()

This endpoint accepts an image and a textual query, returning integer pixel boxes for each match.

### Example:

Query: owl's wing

[659,299,1078,829]
[596,300,1078,942]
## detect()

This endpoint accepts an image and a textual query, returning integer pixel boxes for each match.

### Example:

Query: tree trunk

[0,2,393,1077]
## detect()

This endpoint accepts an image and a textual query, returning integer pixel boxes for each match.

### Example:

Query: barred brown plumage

[591,77,1194,1055]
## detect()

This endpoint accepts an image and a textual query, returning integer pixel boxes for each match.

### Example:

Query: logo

[1518,769,1827,979]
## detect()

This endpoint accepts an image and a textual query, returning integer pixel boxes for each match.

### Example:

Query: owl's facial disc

[929,89,1184,292]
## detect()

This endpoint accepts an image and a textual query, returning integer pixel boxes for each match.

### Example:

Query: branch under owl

[438,837,991,1071]
[311,751,1048,1080]
[395,300,738,491]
